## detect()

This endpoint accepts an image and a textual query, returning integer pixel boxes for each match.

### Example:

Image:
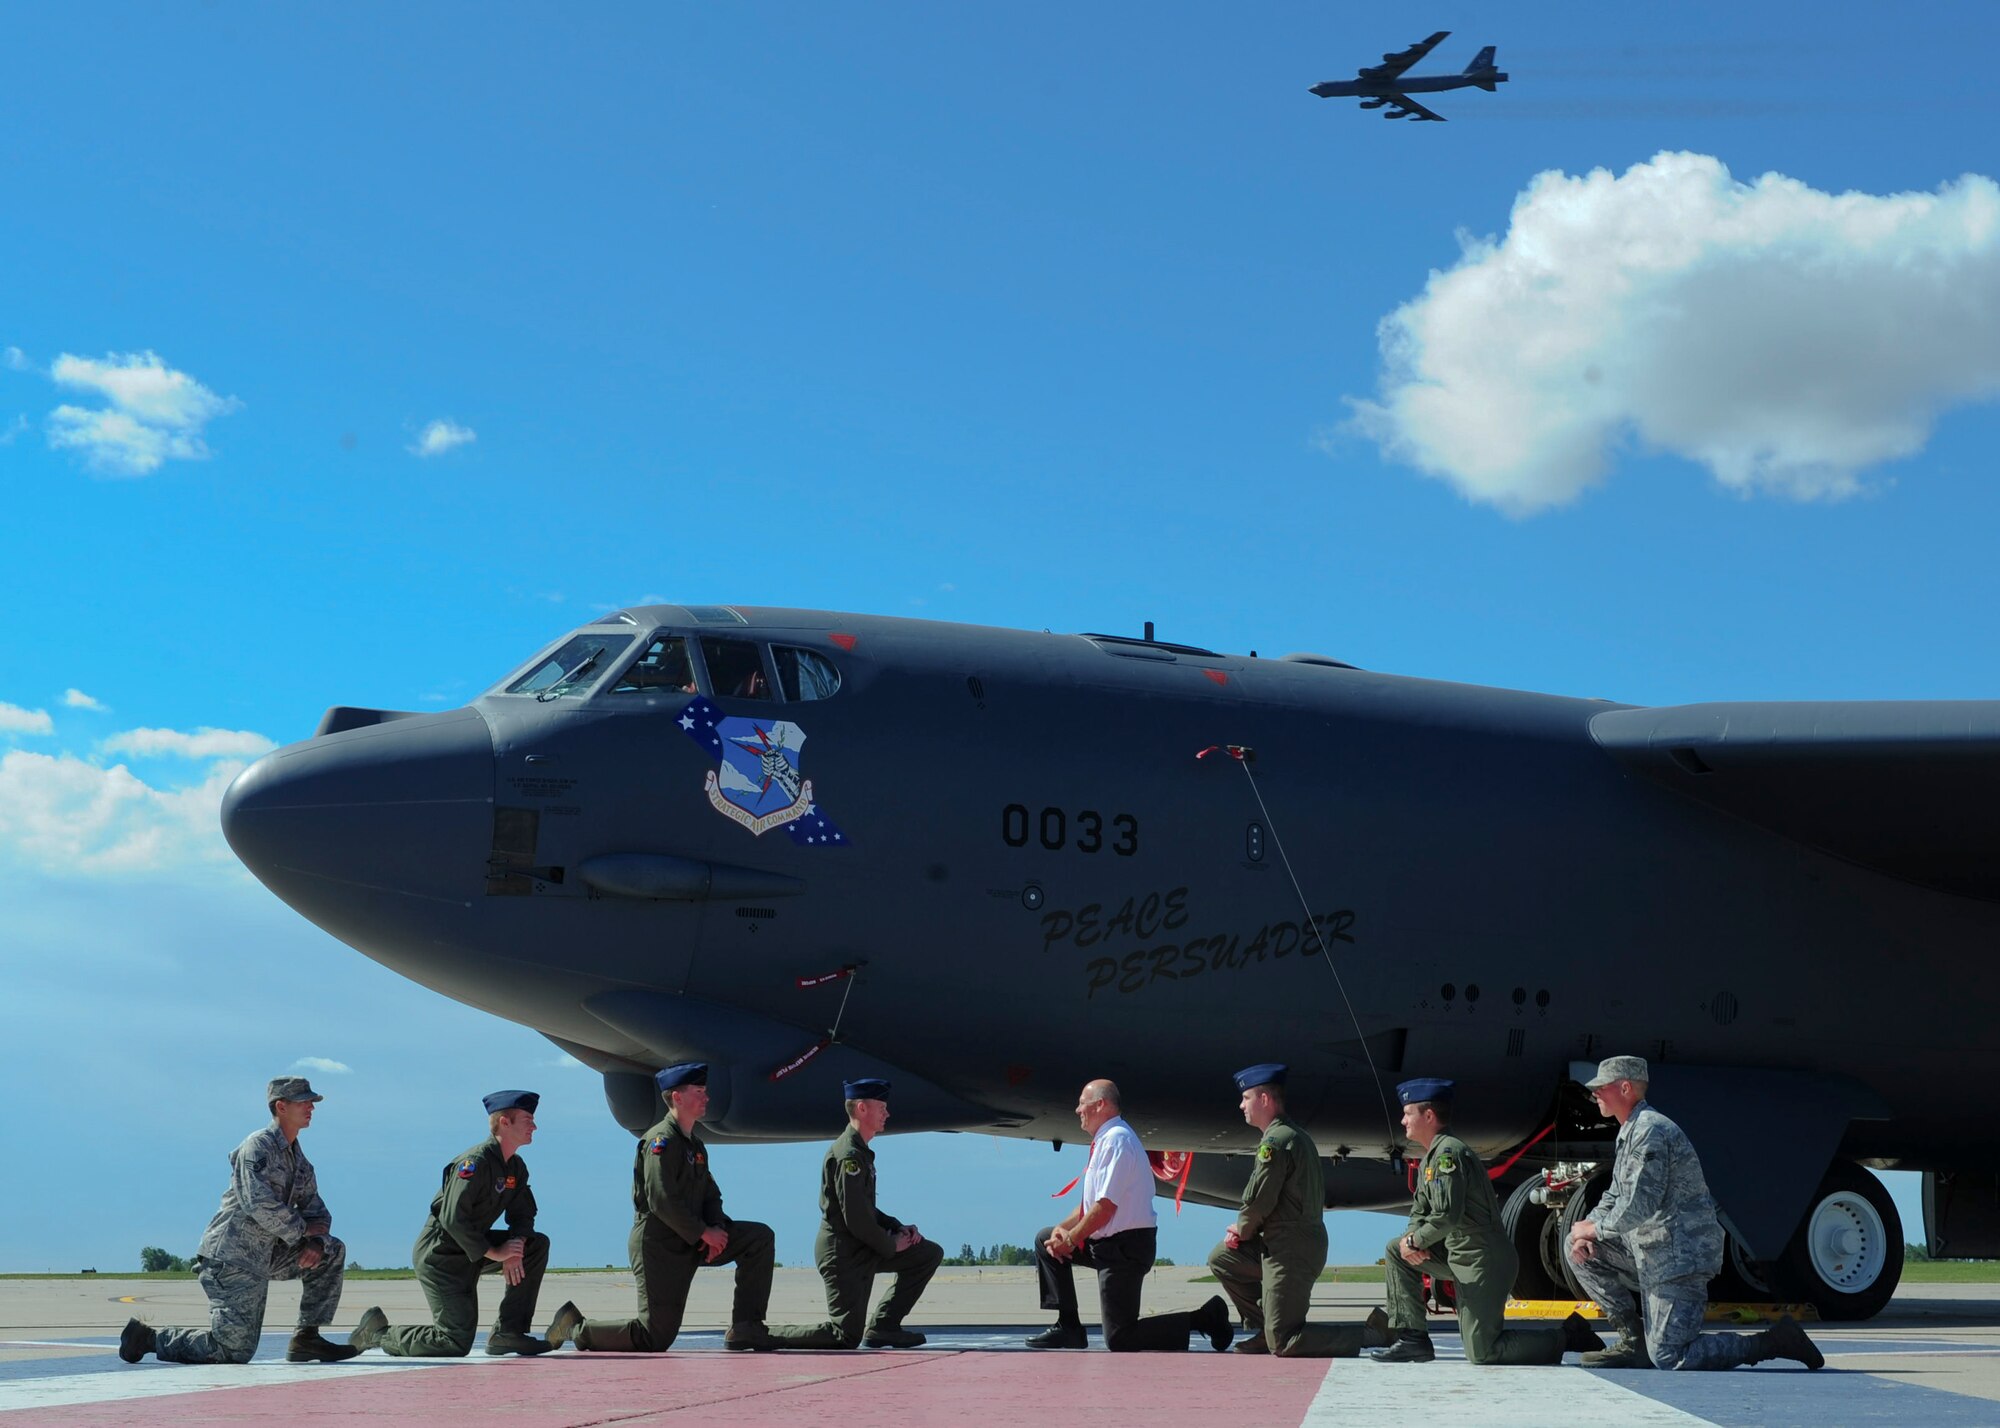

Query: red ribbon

[1487,1122,1556,1181]
[1402,1122,1557,1191]
[795,965,856,990]
[1150,1150,1194,1215]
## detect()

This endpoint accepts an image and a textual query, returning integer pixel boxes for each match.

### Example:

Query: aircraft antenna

[1196,744,1403,1162]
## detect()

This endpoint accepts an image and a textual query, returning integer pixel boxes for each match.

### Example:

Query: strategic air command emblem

[675,696,848,845]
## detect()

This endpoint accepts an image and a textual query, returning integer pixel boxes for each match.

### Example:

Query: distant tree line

[942,1243,1036,1266]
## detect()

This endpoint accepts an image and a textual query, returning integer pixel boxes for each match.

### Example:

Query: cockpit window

[774,646,842,701]
[505,633,635,700]
[611,634,697,695]
[701,637,773,701]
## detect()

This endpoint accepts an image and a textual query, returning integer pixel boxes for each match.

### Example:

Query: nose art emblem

[675,696,848,845]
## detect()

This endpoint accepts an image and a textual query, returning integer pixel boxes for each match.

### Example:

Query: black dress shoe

[1025,1322,1087,1349]
[1194,1296,1233,1352]
[1370,1331,1435,1363]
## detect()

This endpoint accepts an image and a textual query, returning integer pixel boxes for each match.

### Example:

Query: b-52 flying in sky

[223,605,2000,1324]
[1309,30,1507,122]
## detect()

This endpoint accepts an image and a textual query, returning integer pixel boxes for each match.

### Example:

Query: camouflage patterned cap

[266,1076,325,1104]
[1583,1055,1649,1089]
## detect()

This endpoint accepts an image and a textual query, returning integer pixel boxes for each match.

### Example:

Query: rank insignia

[649,1137,669,1156]
[457,1158,477,1179]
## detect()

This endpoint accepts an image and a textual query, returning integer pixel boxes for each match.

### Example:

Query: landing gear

[1500,1176,1566,1299]
[1775,1162,1904,1321]
[1509,1158,1904,1321]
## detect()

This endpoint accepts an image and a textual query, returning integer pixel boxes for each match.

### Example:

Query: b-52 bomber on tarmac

[1310,30,1507,122]
[223,604,2000,1323]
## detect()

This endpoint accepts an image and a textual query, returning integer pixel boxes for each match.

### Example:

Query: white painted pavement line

[1299,1361,1718,1427]
[0,1353,507,1413]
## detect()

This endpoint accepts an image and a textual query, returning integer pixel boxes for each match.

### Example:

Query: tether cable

[1197,744,1403,1162]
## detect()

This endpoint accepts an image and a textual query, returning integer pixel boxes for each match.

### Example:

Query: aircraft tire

[1499,1177,1563,1299]
[1776,1161,1904,1321]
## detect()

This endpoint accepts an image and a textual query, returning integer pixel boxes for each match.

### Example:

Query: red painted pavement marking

[33,1352,1330,1427]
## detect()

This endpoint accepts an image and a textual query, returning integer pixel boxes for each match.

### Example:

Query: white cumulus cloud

[100,726,277,760]
[3,346,28,371]
[1347,152,2000,514]
[45,350,241,477]
[64,689,107,711]
[410,418,476,457]
[292,1056,352,1075]
[0,702,54,735]
[0,749,248,874]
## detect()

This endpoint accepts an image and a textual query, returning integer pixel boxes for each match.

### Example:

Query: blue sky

[5,2,1995,1279]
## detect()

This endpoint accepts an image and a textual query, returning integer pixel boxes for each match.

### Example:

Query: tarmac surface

[7,1267,2000,1425]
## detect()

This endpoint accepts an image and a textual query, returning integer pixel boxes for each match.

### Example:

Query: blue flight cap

[1233,1063,1288,1093]
[843,1078,891,1101]
[655,1062,709,1092]
[483,1089,539,1115]
[1397,1078,1455,1106]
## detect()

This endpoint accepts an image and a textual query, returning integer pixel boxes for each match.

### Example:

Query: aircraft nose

[221,708,495,919]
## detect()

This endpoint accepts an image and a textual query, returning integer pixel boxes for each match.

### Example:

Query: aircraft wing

[1591,701,2000,902]
[1357,30,1448,81]
[1382,94,1446,122]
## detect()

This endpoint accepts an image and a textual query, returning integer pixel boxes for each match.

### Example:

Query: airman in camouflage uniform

[119,1077,361,1366]
[814,1078,943,1348]
[349,1090,580,1357]
[1373,1078,1601,1365]
[1568,1056,1822,1372]
[1206,1064,1390,1357]
[569,1063,840,1352]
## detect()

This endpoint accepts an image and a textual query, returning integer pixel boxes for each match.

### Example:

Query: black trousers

[1033,1224,1198,1351]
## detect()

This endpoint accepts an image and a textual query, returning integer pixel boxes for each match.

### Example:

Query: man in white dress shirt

[1026,1079,1231,1351]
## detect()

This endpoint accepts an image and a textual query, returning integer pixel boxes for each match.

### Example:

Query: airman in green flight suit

[1206,1063,1390,1356]
[1374,1077,1601,1365]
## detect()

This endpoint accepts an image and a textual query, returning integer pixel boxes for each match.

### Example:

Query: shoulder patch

[649,1137,668,1156]
[456,1158,478,1179]
[1257,1143,1274,1162]
[1436,1152,1457,1174]
[841,1157,861,1175]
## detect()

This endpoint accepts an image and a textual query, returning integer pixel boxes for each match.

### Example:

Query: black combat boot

[485,1328,556,1356]
[118,1319,156,1363]
[1562,1311,1607,1355]
[1745,1314,1824,1370]
[1371,1330,1436,1363]
[287,1326,363,1362]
